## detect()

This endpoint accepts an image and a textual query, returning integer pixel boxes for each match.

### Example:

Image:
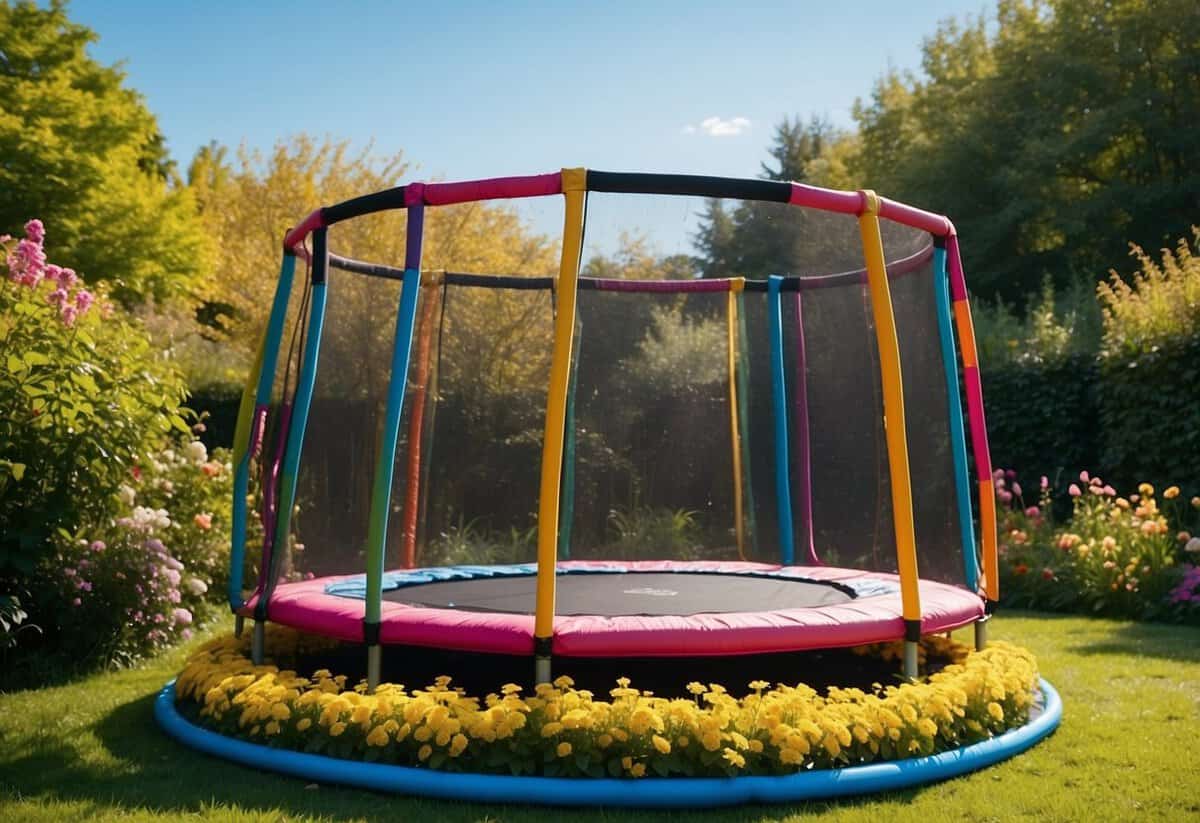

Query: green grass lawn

[1,612,1197,822]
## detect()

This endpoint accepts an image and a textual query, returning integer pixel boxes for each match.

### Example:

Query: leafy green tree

[0,0,210,304]
[694,116,863,281]
[849,0,1200,302]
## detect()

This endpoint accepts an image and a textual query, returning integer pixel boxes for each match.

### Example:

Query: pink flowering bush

[1,220,189,578]
[995,469,1200,622]
[49,526,196,664]
[121,438,234,600]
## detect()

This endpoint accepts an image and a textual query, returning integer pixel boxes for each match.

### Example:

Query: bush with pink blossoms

[994,469,1200,623]
[120,438,235,602]
[0,220,189,579]
[45,525,198,665]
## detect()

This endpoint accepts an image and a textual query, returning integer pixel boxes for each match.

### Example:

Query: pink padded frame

[240,561,984,658]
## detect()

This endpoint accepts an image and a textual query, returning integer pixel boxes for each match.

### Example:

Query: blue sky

[72,1,989,257]
[74,0,988,181]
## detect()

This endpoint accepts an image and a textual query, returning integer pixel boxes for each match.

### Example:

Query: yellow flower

[651,734,671,754]
[721,748,746,769]
[366,725,390,747]
[686,682,706,695]
[265,721,280,736]
[1164,486,1180,499]
[987,702,1005,722]
[329,722,346,737]
[677,735,690,748]
[917,718,938,737]
[270,702,291,721]
[553,675,575,689]
[748,680,769,691]
[630,763,646,778]
[296,718,312,732]
[556,741,572,758]
[449,733,468,757]
[540,721,564,738]
[597,733,613,749]
[621,756,633,770]
[418,744,432,761]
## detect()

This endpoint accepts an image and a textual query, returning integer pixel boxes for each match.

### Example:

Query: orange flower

[194,513,213,530]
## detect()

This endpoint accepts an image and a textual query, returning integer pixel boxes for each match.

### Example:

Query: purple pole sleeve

[793,293,818,564]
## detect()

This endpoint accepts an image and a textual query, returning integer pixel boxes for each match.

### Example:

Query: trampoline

[224,168,1003,688]
[153,168,1066,805]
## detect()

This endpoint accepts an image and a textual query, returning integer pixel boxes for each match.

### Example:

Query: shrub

[1095,232,1200,490]
[46,526,194,665]
[125,439,234,602]
[0,220,189,581]
[995,469,1200,622]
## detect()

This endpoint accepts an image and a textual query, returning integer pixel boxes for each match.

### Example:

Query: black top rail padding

[734,241,935,292]
[329,253,405,280]
[586,171,792,203]
[322,186,409,226]
[443,273,555,290]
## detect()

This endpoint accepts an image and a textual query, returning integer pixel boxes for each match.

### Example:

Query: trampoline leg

[903,640,919,680]
[233,615,244,638]
[535,655,552,685]
[975,614,990,651]
[250,620,265,665]
[367,644,381,693]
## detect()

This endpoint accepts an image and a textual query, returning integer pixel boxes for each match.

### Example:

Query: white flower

[184,441,208,465]
[185,577,208,595]
[1186,537,1200,554]
[118,484,136,506]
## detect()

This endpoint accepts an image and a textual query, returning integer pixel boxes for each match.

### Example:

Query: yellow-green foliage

[1098,229,1200,357]
[176,629,1039,778]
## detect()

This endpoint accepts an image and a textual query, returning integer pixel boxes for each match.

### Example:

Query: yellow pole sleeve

[858,193,922,624]
[727,282,746,560]
[534,168,587,645]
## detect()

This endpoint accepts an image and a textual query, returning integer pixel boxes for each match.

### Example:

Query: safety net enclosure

[226,169,1000,690]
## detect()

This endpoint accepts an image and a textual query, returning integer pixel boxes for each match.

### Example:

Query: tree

[848,0,1200,302]
[0,0,210,304]
[694,116,864,281]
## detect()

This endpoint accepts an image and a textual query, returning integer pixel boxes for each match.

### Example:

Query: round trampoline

[162,168,1059,804]
[249,561,984,658]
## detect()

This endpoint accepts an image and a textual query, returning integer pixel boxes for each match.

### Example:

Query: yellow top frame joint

[858,189,880,216]
[562,167,587,192]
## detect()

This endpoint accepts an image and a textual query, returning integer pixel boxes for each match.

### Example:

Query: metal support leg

[251,620,265,665]
[233,614,244,638]
[975,614,990,651]
[903,640,919,680]
[535,655,552,685]
[367,644,381,694]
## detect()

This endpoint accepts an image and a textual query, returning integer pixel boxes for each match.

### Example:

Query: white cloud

[684,116,751,137]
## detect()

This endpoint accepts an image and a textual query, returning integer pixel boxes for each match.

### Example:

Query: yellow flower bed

[174,630,1039,778]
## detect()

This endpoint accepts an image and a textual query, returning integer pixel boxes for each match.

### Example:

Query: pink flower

[181,628,193,641]
[1079,471,1090,482]
[24,219,44,244]
[90,540,106,552]
[44,263,62,282]
[1069,484,1082,497]
[1102,485,1116,496]
[173,608,193,626]
[59,267,78,289]
[1012,482,1022,497]
[60,305,78,327]
[193,513,213,530]
[1025,506,1040,517]
[46,287,68,306]
[1040,475,1049,490]
[72,597,81,606]
[998,489,1013,504]
[75,289,94,313]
